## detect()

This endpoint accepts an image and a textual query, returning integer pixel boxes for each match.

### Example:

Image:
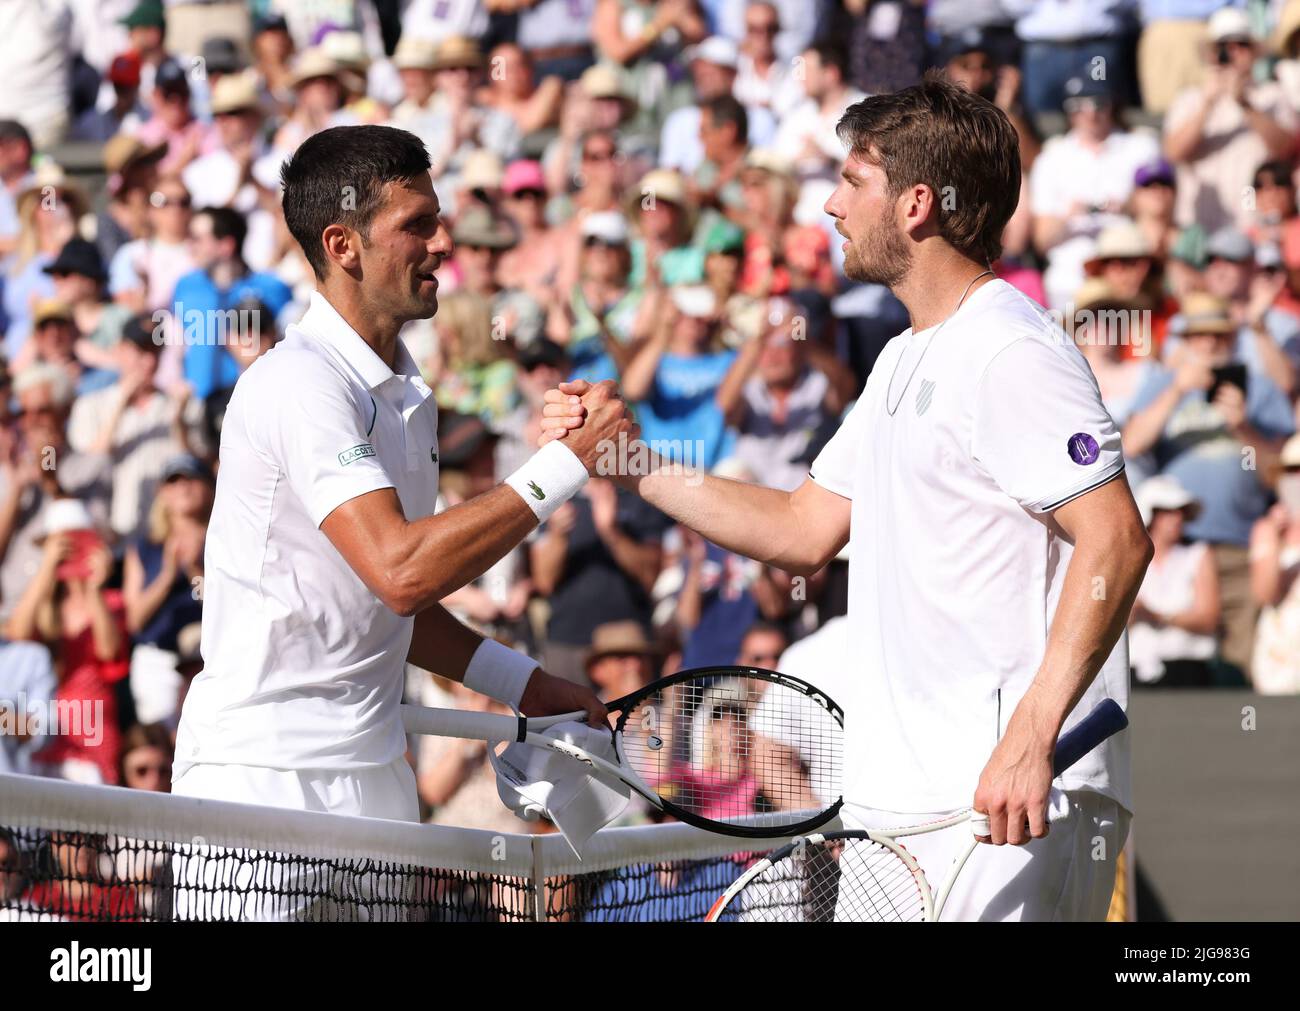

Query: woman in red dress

[5,500,129,785]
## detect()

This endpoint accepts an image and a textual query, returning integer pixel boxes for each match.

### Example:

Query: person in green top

[42,239,134,389]
[425,289,519,426]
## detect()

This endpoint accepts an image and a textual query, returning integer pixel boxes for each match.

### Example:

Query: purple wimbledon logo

[1067,433,1100,465]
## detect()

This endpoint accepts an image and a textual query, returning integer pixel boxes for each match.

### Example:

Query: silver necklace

[885,269,994,416]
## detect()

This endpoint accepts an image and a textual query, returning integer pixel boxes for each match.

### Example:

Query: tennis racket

[705,698,1128,921]
[402,665,844,838]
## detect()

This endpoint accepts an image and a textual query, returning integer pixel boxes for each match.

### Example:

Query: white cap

[1135,475,1201,527]
[671,284,717,318]
[41,498,96,538]
[688,36,739,68]
[580,210,629,245]
[1281,433,1300,468]
[1208,7,1253,43]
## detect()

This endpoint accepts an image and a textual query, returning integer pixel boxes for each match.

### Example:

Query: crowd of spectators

[1,0,1300,843]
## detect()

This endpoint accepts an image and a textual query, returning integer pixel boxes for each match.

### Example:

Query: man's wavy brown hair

[836,73,1021,265]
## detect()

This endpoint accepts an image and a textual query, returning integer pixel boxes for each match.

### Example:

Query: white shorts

[842,790,1131,922]
[169,758,420,921]
[171,757,419,821]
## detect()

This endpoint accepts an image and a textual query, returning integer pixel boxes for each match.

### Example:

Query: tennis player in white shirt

[172,125,632,823]
[543,76,1152,921]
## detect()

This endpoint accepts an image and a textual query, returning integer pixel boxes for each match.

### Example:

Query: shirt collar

[300,290,423,391]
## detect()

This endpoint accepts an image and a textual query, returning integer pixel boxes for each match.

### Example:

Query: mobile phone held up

[56,529,104,582]
[1207,363,1249,403]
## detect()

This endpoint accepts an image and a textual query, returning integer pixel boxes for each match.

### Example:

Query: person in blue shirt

[619,284,737,470]
[170,206,292,401]
[1122,292,1296,681]
[0,639,56,776]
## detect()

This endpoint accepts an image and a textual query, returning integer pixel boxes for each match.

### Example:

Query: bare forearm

[86,593,122,661]
[1019,532,1152,735]
[392,487,538,615]
[626,461,827,573]
[716,342,761,421]
[127,568,176,633]
[597,527,660,592]
[406,603,494,681]
[6,572,54,641]
[621,337,666,402]
[676,561,703,630]
[0,486,24,563]
[530,533,568,595]
[1164,103,1210,162]
[1250,327,1296,397]
[417,743,483,807]
[1243,107,1293,158]
[1123,385,1182,457]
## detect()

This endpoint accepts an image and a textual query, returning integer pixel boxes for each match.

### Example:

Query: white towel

[491,721,631,858]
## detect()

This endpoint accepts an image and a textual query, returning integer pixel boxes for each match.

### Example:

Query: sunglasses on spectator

[583,236,623,250]
[746,22,778,35]
[152,192,192,208]
[507,188,546,202]
[1253,177,1290,191]
[127,761,171,778]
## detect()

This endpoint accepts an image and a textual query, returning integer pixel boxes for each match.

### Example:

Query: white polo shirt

[810,279,1132,814]
[174,291,440,776]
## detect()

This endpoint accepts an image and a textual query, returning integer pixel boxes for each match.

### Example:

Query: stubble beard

[843,215,913,289]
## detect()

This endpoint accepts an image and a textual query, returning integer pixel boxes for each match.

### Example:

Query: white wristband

[504,439,589,522]
[463,639,537,710]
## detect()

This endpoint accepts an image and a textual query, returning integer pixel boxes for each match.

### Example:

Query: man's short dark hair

[1254,159,1293,189]
[836,72,1021,265]
[195,206,248,260]
[280,125,432,280]
[0,120,32,148]
[807,41,849,81]
[703,95,748,146]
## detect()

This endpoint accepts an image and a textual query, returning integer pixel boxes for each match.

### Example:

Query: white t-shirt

[1165,83,1299,234]
[809,279,1132,813]
[1129,540,1216,683]
[772,89,868,179]
[173,291,440,776]
[1029,128,1160,309]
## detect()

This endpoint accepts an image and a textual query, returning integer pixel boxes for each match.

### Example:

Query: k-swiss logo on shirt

[338,443,376,467]
[431,448,438,463]
[915,379,936,416]
[1067,432,1100,465]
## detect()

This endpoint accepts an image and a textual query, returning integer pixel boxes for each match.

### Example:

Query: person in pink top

[133,61,219,177]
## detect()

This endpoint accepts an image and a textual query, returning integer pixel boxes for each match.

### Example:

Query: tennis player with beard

[172,125,631,829]
[544,76,1151,920]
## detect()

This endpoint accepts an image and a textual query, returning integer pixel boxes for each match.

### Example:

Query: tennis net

[0,773,815,922]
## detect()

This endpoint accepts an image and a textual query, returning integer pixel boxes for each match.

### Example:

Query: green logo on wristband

[528,481,546,501]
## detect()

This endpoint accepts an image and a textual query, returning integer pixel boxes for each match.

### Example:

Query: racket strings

[618,675,842,829]
[720,837,926,922]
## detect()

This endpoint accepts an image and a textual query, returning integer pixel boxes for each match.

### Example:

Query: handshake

[538,379,641,477]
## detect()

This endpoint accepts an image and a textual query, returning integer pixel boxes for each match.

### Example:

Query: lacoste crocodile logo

[528,481,545,500]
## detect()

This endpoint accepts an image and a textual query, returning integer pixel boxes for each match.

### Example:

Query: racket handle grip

[1052,699,1128,776]
[968,699,1127,838]
[401,704,523,743]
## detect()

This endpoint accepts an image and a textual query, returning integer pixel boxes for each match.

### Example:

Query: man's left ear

[901,183,939,237]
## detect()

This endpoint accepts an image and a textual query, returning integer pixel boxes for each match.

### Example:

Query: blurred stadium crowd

[1,0,1299,840]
